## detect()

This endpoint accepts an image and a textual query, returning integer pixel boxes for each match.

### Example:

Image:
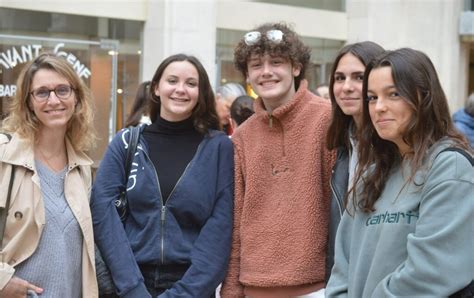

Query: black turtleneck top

[142,116,203,204]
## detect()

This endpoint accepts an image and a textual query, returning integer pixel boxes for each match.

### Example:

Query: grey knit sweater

[15,161,83,298]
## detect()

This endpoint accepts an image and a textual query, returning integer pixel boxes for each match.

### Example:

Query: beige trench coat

[0,133,98,297]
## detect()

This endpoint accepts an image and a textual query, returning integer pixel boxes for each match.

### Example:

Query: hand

[0,276,43,298]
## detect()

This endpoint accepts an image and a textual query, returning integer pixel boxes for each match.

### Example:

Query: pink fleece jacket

[221,81,335,297]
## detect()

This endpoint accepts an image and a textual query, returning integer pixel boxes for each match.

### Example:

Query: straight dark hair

[353,48,471,212]
[326,41,385,151]
[149,54,220,134]
[230,95,255,126]
[125,81,150,127]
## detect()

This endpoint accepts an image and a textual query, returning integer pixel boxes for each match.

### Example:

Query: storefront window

[0,34,118,165]
[0,8,143,165]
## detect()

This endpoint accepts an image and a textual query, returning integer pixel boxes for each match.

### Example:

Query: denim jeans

[140,263,188,297]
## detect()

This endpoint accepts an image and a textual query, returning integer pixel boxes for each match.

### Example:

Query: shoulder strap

[114,126,141,221]
[0,164,15,249]
[438,147,473,166]
[0,133,14,249]
[124,126,140,183]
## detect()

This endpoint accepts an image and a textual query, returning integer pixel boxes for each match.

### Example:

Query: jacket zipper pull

[161,205,166,263]
[161,205,166,221]
[269,114,273,128]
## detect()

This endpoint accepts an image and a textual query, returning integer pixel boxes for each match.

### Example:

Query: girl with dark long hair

[325,41,384,282]
[92,54,233,297]
[326,48,473,297]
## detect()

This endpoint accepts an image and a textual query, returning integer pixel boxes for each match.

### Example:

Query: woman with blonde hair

[0,52,97,297]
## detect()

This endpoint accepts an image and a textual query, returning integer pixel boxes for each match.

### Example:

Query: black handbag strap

[114,126,140,221]
[441,148,473,298]
[437,147,473,166]
[124,126,140,183]
[0,133,14,249]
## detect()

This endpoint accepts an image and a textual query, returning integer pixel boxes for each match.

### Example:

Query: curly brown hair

[233,22,311,90]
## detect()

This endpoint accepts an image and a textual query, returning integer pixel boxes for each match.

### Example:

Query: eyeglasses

[244,30,284,46]
[30,84,75,102]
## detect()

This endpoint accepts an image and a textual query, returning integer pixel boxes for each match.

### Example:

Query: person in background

[314,83,330,100]
[326,48,473,297]
[221,22,335,298]
[325,41,384,282]
[91,53,234,297]
[229,95,254,131]
[215,82,246,135]
[0,53,98,297]
[453,92,474,147]
[125,81,152,127]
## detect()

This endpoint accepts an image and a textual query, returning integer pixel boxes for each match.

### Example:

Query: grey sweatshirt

[15,161,82,298]
[326,142,474,297]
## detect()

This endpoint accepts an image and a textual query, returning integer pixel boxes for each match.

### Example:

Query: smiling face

[154,60,199,122]
[246,53,301,112]
[333,53,365,126]
[29,69,77,134]
[367,66,414,154]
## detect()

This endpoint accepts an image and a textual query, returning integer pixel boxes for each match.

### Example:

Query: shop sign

[0,43,91,97]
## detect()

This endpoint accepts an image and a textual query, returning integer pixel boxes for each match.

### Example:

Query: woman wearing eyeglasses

[221,23,335,298]
[0,53,97,297]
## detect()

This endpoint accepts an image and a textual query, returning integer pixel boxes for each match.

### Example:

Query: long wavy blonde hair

[2,52,96,151]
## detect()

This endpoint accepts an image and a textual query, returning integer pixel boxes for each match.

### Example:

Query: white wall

[1,0,348,88]
[142,0,348,86]
[217,0,347,41]
[0,0,147,20]
[347,0,468,112]
[4,0,468,110]
[141,0,217,86]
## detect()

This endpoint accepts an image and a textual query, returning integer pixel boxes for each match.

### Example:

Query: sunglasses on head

[244,29,284,46]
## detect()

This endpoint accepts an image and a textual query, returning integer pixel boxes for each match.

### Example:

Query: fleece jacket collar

[254,80,309,126]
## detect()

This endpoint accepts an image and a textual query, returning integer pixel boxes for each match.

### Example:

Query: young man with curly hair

[221,22,335,298]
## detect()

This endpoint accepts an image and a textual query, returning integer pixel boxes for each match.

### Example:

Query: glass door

[0,34,119,166]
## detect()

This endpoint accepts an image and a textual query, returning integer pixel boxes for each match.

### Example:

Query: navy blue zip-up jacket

[91,126,234,297]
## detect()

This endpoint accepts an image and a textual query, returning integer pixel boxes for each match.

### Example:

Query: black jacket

[326,147,349,283]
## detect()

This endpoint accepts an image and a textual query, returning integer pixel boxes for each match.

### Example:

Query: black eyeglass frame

[29,85,76,102]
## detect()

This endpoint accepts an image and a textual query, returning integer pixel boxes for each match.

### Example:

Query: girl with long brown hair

[326,48,473,297]
[325,41,384,282]
[91,54,233,297]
